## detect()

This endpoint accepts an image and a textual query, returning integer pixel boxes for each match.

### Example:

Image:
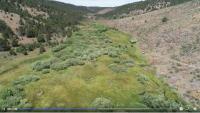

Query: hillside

[100,0,200,107]
[100,0,192,19]
[0,0,88,53]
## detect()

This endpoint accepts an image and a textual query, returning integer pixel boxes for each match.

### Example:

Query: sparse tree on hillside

[39,46,46,54]
[162,17,168,23]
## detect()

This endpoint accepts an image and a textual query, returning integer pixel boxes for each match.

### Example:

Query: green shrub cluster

[32,24,132,73]
[137,74,149,84]
[32,57,85,71]
[51,62,69,71]
[32,61,51,71]
[13,75,40,86]
[51,58,85,71]
[122,60,135,67]
[0,86,25,109]
[91,97,113,108]
[109,58,134,73]
[94,24,108,33]
[0,75,40,108]
[142,93,181,111]
[108,64,127,73]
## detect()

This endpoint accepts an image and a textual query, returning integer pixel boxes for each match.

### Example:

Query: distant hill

[0,0,89,53]
[100,0,192,19]
[87,7,108,13]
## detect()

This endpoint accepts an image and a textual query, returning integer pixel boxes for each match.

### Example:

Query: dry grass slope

[100,0,200,106]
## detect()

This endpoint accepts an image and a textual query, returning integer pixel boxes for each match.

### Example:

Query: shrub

[25,44,35,51]
[42,69,50,74]
[50,58,85,71]
[121,60,134,67]
[142,93,180,111]
[16,45,27,54]
[9,49,17,56]
[0,86,24,108]
[39,46,46,54]
[0,74,38,108]
[26,27,37,38]
[91,97,113,108]
[37,34,46,43]
[67,58,85,66]
[108,64,127,73]
[32,61,51,71]
[108,50,119,58]
[113,58,121,64]
[13,75,40,86]
[24,51,28,55]
[162,17,168,23]
[95,25,108,33]
[11,38,19,47]
[0,38,11,51]
[51,63,68,71]
[137,74,149,84]
[52,44,67,52]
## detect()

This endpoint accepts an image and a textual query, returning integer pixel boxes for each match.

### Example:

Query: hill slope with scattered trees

[0,0,89,54]
[100,0,192,19]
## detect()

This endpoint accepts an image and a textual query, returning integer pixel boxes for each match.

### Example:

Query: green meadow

[0,23,186,110]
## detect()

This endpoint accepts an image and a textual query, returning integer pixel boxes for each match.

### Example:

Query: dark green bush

[25,44,35,51]
[39,46,46,54]
[11,38,19,47]
[9,49,17,56]
[16,45,26,53]
[24,51,28,55]
[162,17,168,23]
[37,34,46,43]
[0,38,11,51]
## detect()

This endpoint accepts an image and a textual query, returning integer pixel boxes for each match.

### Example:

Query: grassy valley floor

[0,23,188,111]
